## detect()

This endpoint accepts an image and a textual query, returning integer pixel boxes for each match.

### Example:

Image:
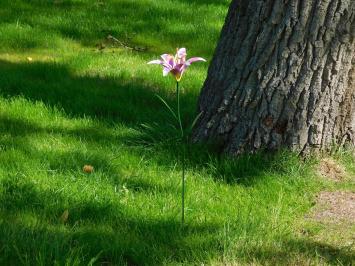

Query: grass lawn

[0,0,354,265]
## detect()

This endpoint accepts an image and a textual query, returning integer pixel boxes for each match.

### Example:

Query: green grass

[0,0,354,265]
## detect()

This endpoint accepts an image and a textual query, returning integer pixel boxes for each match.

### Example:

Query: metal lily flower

[148,48,206,81]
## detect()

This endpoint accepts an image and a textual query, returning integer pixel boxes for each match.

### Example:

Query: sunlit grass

[0,0,354,265]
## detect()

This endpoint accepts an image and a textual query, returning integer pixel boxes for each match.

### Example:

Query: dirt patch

[310,191,355,223]
[317,158,346,182]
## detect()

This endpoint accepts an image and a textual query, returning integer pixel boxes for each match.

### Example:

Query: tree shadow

[0,176,118,224]
[1,175,352,265]
[0,59,303,186]
[0,60,343,265]
[244,238,354,265]
[0,117,178,196]
[1,0,224,55]
[0,59,177,125]
[0,218,220,265]
[0,175,220,265]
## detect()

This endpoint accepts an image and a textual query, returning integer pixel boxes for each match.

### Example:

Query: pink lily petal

[179,64,188,73]
[186,57,206,65]
[163,67,171,76]
[148,49,206,81]
[176,48,186,65]
[147,59,163,65]
[160,54,175,71]
[160,54,171,60]
[177,48,187,59]
[174,63,185,73]
[161,54,174,65]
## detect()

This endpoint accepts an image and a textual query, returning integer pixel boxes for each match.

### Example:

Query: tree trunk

[193,0,355,155]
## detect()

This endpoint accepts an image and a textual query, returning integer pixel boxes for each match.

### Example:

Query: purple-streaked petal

[180,65,189,78]
[177,48,187,58]
[163,67,171,76]
[176,48,187,65]
[186,57,206,65]
[161,54,173,62]
[147,59,163,65]
[168,57,175,68]
[174,63,185,74]
[161,54,175,68]
[179,64,188,73]
[160,54,170,60]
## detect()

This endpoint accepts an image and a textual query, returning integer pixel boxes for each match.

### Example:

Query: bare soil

[310,191,355,223]
[317,158,347,182]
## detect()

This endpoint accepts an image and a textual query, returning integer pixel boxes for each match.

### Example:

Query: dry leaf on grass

[60,209,69,223]
[83,165,94,173]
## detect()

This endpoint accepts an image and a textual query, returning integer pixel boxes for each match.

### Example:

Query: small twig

[107,35,133,50]
[106,35,146,52]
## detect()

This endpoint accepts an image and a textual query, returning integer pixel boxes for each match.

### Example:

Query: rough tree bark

[193,0,355,155]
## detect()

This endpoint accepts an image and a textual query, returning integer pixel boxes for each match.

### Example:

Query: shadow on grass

[0,218,219,265]
[1,176,352,265]
[0,60,173,125]
[0,60,349,265]
[0,175,219,265]
[244,239,354,265]
[1,0,225,55]
[0,59,305,187]
[0,175,119,224]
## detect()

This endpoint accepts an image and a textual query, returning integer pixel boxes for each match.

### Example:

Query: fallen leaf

[83,165,94,173]
[60,209,69,223]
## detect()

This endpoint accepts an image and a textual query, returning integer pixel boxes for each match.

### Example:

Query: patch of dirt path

[317,158,347,182]
[305,191,355,251]
[303,159,355,250]
[310,191,355,223]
